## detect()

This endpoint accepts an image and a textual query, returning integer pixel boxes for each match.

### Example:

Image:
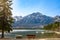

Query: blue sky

[12,0,60,17]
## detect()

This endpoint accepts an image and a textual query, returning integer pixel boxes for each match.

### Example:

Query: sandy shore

[0,38,60,40]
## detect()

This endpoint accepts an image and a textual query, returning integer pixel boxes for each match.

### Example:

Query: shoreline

[0,38,60,40]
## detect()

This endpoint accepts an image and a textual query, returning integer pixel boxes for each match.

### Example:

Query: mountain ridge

[13,12,59,28]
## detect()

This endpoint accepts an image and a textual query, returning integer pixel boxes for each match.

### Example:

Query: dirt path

[0,38,60,40]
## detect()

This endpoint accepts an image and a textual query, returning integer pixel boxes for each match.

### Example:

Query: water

[0,29,55,38]
[6,29,45,38]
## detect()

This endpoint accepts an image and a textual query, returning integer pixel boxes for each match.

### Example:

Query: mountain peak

[13,12,55,28]
[14,16,23,21]
[31,12,42,16]
[55,15,60,18]
[55,15,60,22]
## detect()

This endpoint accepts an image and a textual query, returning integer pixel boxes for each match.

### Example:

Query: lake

[0,29,56,38]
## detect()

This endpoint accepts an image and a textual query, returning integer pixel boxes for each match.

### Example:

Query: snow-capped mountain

[14,16,23,21]
[13,12,55,28]
[54,15,60,22]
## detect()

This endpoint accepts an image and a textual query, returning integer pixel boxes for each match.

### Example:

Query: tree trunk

[1,16,5,38]
[1,28,4,38]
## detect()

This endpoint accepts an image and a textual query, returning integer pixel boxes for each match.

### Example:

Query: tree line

[44,22,60,31]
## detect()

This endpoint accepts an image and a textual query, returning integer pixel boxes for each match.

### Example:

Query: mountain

[14,16,23,21]
[54,15,60,22]
[13,12,55,28]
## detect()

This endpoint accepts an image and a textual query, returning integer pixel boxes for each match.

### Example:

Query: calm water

[0,29,55,38]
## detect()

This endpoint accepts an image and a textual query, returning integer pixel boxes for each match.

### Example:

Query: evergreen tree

[44,22,60,31]
[0,0,13,38]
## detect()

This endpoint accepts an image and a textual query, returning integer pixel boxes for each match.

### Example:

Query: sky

[11,0,60,17]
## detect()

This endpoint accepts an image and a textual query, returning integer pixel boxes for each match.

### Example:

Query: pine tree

[0,0,13,38]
